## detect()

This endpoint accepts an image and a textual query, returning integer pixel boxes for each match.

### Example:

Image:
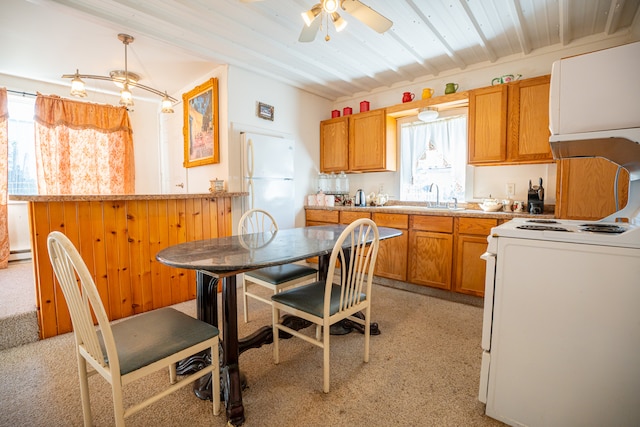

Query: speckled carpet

[0,278,504,427]
[0,261,38,350]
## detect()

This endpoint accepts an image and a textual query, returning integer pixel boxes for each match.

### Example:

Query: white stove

[479,41,640,427]
[489,217,640,249]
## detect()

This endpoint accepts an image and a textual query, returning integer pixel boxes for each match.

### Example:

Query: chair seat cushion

[247,264,316,285]
[100,307,219,375]
[271,282,366,318]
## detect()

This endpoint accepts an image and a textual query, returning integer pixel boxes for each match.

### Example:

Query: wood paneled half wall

[11,193,246,339]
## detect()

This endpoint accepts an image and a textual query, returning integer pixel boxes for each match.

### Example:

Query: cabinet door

[468,85,508,164]
[507,75,553,162]
[454,234,489,297]
[556,158,630,220]
[320,117,349,172]
[408,230,453,290]
[349,110,396,172]
[372,213,409,281]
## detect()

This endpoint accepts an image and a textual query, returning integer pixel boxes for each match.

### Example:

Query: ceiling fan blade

[298,16,321,42]
[341,0,393,33]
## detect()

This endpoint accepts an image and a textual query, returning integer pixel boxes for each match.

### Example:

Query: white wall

[226,65,330,227]
[158,64,331,228]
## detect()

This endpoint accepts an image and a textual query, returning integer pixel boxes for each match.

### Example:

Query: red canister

[343,107,353,116]
[331,109,340,118]
[359,101,370,112]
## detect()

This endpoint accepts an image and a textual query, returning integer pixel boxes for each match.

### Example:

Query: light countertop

[9,192,248,202]
[305,202,555,220]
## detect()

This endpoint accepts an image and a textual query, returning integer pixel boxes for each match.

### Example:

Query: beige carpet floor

[0,280,504,427]
[0,260,39,350]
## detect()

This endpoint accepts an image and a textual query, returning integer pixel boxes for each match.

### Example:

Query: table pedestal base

[182,270,380,426]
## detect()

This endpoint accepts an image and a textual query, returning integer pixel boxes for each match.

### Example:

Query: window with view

[398,109,468,204]
[7,95,37,195]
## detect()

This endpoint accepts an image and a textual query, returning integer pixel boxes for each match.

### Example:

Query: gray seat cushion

[99,307,219,375]
[247,264,316,285]
[272,282,366,318]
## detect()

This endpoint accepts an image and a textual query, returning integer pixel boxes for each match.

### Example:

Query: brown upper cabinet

[320,109,397,173]
[320,116,349,172]
[468,75,553,165]
[556,158,630,220]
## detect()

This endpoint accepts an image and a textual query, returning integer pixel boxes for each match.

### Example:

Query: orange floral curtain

[0,88,8,268]
[34,94,134,194]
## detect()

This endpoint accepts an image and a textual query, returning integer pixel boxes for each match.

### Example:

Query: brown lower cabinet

[453,217,499,297]
[407,216,454,290]
[305,209,498,297]
[372,213,408,281]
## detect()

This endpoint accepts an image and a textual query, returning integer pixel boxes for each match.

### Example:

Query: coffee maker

[528,178,544,214]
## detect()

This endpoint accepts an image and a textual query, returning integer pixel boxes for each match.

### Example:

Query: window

[7,95,37,195]
[398,109,467,203]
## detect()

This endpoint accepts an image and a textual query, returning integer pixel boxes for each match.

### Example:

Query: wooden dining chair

[237,209,317,322]
[47,231,220,426]
[271,218,380,393]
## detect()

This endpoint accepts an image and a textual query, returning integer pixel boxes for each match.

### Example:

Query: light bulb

[119,84,134,107]
[70,70,87,98]
[323,0,339,14]
[161,93,174,113]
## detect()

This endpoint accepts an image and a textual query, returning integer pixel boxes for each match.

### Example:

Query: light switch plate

[506,183,515,196]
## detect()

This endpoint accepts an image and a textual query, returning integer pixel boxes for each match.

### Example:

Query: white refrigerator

[241,132,295,229]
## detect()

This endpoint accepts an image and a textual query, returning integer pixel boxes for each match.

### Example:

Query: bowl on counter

[480,198,503,212]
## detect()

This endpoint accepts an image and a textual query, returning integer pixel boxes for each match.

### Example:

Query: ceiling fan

[299,0,393,42]
[241,0,392,42]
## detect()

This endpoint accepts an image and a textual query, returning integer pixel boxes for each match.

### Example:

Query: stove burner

[580,224,626,234]
[517,225,570,232]
[526,219,560,224]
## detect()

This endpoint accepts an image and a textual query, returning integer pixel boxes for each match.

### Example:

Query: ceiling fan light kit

[299,0,392,43]
[62,33,177,112]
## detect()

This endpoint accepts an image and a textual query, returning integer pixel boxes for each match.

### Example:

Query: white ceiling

[2,0,640,102]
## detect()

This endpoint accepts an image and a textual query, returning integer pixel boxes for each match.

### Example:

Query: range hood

[550,130,640,180]
[549,41,640,222]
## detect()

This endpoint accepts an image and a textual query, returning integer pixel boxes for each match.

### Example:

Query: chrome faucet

[428,183,439,207]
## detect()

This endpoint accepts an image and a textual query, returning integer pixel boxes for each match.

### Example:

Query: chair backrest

[238,209,278,235]
[47,231,120,375]
[324,218,380,316]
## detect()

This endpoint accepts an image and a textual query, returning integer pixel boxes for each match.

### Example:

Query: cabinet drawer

[340,210,371,224]
[372,213,409,229]
[306,210,339,223]
[409,215,453,233]
[457,217,498,235]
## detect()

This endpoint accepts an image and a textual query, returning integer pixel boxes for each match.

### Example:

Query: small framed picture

[257,102,274,121]
[183,78,219,168]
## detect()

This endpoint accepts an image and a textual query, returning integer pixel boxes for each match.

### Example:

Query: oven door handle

[480,251,496,352]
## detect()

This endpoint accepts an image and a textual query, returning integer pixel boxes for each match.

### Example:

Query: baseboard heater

[9,249,32,262]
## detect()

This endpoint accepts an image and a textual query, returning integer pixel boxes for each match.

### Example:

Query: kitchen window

[7,94,37,195]
[398,109,468,203]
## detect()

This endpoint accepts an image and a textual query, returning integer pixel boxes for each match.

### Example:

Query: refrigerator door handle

[247,138,254,179]
[247,179,255,210]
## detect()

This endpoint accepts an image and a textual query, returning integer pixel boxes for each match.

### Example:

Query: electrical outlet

[506,183,515,196]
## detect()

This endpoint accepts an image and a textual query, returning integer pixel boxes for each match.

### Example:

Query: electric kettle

[354,189,366,207]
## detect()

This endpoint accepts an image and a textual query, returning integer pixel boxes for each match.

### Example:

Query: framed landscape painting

[183,78,219,167]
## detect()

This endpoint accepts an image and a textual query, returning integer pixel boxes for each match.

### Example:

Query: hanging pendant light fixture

[62,33,177,112]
